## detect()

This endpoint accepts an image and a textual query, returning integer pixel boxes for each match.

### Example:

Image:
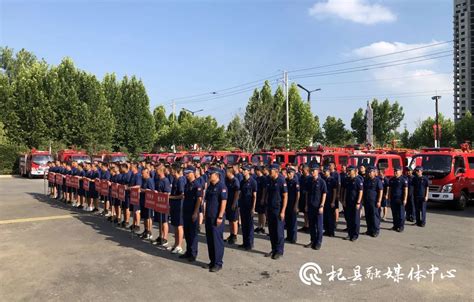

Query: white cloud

[350,41,453,129]
[308,0,396,25]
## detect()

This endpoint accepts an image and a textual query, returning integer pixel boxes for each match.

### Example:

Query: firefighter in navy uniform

[204,168,228,272]
[265,164,288,260]
[342,166,363,241]
[305,164,327,250]
[412,166,429,227]
[180,166,203,262]
[238,165,257,250]
[388,167,408,232]
[322,166,337,237]
[285,167,300,243]
[363,166,383,237]
[404,167,416,222]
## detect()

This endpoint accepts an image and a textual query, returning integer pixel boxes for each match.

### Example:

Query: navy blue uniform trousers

[391,199,405,230]
[285,200,298,242]
[205,216,225,267]
[240,205,254,248]
[345,202,360,239]
[183,211,199,257]
[308,206,323,245]
[415,197,427,226]
[267,210,285,255]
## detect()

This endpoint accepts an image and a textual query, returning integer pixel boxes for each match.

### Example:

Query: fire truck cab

[409,148,474,210]
[294,147,350,172]
[57,149,91,164]
[223,151,251,165]
[19,149,54,178]
[349,152,403,177]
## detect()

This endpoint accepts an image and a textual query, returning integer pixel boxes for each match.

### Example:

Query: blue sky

[1,0,453,131]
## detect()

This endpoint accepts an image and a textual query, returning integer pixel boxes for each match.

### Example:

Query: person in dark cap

[388,167,408,232]
[265,164,288,259]
[255,166,268,234]
[180,166,203,262]
[412,166,429,227]
[224,166,240,244]
[305,164,327,250]
[322,166,337,237]
[298,164,311,233]
[363,166,383,237]
[341,165,363,241]
[285,166,300,243]
[204,167,228,272]
[238,165,257,250]
[404,167,415,222]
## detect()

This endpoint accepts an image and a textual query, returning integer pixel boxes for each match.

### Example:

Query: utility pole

[284,70,289,148]
[172,100,176,123]
[182,108,204,116]
[432,95,441,148]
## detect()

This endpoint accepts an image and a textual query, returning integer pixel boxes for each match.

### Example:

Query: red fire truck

[57,149,91,164]
[348,152,403,177]
[293,147,350,171]
[92,152,129,163]
[223,151,251,165]
[251,150,296,166]
[19,149,54,178]
[409,148,474,210]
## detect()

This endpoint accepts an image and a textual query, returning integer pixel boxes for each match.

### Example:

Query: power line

[287,40,453,73]
[162,40,452,104]
[291,53,452,79]
[300,71,452,86]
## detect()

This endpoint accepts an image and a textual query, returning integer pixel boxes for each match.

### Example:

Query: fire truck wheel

[454,191,468,211]
[28,171,32,179]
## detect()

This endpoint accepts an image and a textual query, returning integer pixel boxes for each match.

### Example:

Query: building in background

[454,0,474,121]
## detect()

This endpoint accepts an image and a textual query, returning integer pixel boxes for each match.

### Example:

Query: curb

[0,175,21,178]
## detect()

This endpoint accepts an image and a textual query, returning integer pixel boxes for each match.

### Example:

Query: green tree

[287,83,317,148]
[455,111,474,144]
[350,99,404,145]
[119,76,156,154]
[103,73,124,151]
[322,116,352,146]
[408,114,456,148]
[312,115,324,143]
[350,108,365,143]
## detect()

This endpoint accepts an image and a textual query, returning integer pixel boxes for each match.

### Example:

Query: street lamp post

[431,95,441,148]
[297,84,321,110]
[182,108,204,116]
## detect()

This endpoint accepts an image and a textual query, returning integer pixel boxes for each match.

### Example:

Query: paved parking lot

[0,177,473,301]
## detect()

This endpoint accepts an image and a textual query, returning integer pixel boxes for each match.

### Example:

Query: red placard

[66,175,71,187]
[118,184,126,201]
[55,174,63,185]
[101,180,109,196]
[154,192,169,214]
[48,172,55,183]
[111,183,118,199]
[95,179,101,195]
[72,176,80,189]
[83,178,90,191]
[130,187,140,205]
[145,189,155,209]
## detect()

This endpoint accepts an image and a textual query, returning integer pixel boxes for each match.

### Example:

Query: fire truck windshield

[226,155,239,164]
[71,155,90,163]
[295,154,321,165]
[251,154,271,164]
[409,154,452,174]
[32,155,53,164]
[349,156,375,167]
[110,156,128,163]
[201,155,214,163]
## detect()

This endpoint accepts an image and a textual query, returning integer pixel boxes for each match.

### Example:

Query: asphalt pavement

[0,177,473,301]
